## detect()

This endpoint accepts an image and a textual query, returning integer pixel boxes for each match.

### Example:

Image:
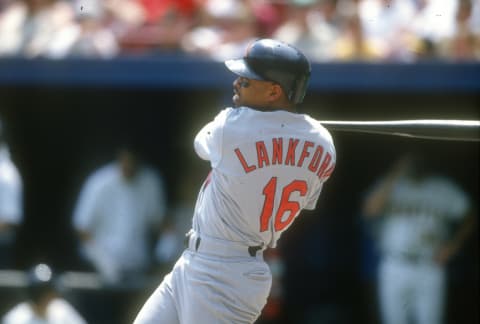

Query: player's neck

[253,99,296,113]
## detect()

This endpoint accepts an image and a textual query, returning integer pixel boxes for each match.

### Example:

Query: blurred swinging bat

[320,119,480,142]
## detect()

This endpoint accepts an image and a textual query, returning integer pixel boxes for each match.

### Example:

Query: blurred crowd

[0,0,479,62]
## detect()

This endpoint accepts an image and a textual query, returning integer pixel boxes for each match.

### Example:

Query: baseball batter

[133,38,336,324]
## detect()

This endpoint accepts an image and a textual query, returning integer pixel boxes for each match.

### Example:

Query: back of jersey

[193,107,336,247]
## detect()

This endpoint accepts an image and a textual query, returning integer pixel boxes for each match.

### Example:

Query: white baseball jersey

[379,175,470,260]
[72,163,166,281]
[192,107,336,248]
[374,174,470,324]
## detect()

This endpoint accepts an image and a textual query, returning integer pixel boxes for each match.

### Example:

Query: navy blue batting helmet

[225,39,311,104]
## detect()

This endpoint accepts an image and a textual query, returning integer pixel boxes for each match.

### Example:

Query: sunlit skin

[232,77,295,112]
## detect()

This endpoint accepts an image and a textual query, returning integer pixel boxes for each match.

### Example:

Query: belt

[184,230,265,259]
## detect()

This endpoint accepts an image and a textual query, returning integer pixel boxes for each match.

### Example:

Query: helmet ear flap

[290,74,309,104]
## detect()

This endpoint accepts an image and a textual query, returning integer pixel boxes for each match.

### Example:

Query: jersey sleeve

[72,171,104,231]
[194,108,231,167]
[304,181,324,210]
[304,128,336,210]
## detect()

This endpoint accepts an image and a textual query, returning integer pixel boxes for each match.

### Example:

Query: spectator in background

[408,0,459,58]
[2,263,87,324]
[357,0,418,61]
[246,0,287,38]
[273,0,342,62]
[362,153,476,324]
[118,0,200,54]
[0,0,77,58]
[332,7,386,61]
[437,0,480,61]
[72,145,167,285]
[0,118,22,269]
[180,0,258,61]
[101,0,146,39]
[59,0,119,58]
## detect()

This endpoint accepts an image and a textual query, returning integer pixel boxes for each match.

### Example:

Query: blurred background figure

[407,0,460,59]
[0,0,77,58]
[437,0,480,61]
[72,145,167,285]
[2,263,87,324]
[153,169,201,274]
[56,0,119,58]
[273,0,342,62]
[180,0,258,61]
[117,0,200,55]
[357,0,417,61]
[0,118,22,269]
[332,2,387,61]
[362,153,476,324]
[246,0,286,38]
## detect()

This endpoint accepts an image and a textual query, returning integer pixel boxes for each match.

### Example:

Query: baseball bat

[320,119,480,142]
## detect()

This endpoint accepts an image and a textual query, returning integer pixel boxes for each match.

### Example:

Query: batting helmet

[225,39,311,104]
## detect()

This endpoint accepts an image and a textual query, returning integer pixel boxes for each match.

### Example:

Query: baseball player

[133,38,336,324]
[362,153,475,324]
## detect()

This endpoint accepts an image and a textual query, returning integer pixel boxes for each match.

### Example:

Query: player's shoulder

[299,114,336,152]
[0,147,21,182]
[305,115,334,140]
[82,163,118,190]
[427,175,465,193]
[90,163,116,180]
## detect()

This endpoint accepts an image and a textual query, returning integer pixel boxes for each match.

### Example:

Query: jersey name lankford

[234,137,334,179]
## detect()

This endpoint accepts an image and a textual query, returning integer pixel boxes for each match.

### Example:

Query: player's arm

[362,156,410,218]
[194,108,230,164]
[435,206,477,265]
[72,173,103,243]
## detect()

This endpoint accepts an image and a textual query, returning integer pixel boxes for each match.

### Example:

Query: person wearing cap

[2,263,87,324]
[133,38,336,324]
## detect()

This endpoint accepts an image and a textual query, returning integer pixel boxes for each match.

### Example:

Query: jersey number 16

[260,177,308,232]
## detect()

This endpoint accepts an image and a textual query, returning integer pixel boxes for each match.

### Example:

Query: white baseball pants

[378,256,446,324]
[133,232,272,324]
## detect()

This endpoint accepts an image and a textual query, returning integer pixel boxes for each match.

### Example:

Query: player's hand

[78,230,93,242]
[434,242,458,265]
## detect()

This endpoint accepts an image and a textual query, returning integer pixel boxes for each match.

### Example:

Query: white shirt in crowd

[72,162,166,283]
[0,144,22,226]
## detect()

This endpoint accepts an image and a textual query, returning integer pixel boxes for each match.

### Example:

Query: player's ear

[268,83,283,101]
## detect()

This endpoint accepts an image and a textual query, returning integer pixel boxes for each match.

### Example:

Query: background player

[0,118,23,269]
[72,145,166,284]
[133,38,336,323]
[362,153,476,324]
